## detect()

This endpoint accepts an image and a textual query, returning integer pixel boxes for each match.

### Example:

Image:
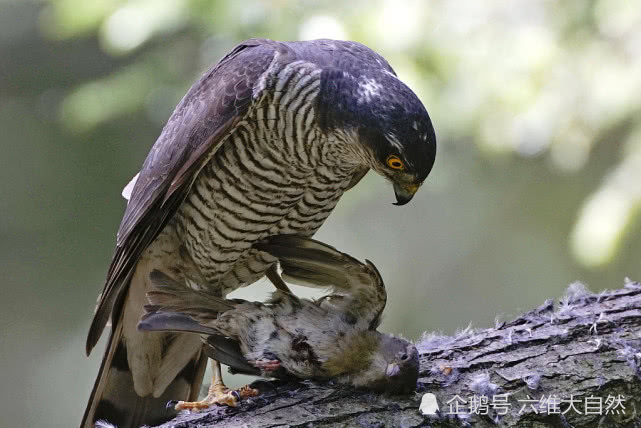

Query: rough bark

[155,280,641,427]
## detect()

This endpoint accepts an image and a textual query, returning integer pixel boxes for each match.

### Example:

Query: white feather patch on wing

[121,173,139,201]
[357,77,383,103]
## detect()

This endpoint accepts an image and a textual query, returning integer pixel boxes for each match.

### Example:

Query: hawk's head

[320,69,436,205]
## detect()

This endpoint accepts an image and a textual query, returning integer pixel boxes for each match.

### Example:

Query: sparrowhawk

[82,38,436,428]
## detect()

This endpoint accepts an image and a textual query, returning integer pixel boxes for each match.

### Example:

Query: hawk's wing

[86,38,290,354]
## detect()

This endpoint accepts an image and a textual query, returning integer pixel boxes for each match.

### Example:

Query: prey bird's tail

[138,310,260,376]
[81,269,207,428]
[144,270,236,321]
[140,270,260,375]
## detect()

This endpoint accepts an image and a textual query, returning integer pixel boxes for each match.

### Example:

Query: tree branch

[155,280,641,427]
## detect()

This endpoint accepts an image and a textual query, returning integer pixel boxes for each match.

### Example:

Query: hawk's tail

[81,273,207,428]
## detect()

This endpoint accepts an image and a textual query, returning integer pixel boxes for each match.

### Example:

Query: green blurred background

[2,0,641,426]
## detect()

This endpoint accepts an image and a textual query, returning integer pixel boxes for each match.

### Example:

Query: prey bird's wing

[255,235,382,291]
[86,39,287,355]
[255,235,387,329]
[204,335,261,376]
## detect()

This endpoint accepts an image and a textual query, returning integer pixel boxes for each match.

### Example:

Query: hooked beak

[386,363,401,377]
[393,183,420,206]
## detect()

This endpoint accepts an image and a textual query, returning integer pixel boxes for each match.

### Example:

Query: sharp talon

[168,385,256,411]
[166,400,179,410]
[250,379,276,392]
[238,385,260,399]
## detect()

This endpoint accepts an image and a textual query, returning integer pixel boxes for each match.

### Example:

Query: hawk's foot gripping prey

[172,361,258,411]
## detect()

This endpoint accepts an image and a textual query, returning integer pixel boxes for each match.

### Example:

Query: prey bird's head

[353,333,419,394]
[320,68,436,205]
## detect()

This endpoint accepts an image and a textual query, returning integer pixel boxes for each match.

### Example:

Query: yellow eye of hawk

[386,155,404,170]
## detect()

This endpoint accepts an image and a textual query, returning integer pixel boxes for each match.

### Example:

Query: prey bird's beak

[386,363,401,377]
[393,183,419,206]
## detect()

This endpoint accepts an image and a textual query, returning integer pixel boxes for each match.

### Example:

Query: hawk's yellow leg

[174,360,258,411]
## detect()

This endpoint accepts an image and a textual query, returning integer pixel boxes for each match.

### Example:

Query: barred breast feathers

[175,58,363,292]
